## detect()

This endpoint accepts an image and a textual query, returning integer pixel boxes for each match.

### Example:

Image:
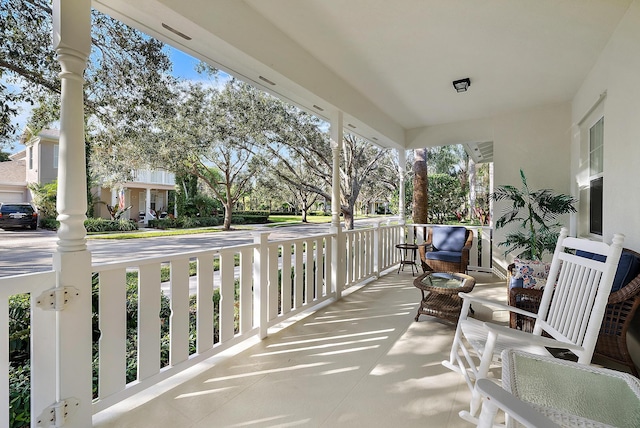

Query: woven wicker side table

[413,271,475,322]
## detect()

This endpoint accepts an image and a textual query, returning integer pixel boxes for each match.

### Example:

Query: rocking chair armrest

[457,292,535,315]
[475,379,562,428]
[482,322,583,351]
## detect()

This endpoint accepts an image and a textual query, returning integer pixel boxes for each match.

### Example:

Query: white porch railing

[1,222,493,427]
[130,169,176,186]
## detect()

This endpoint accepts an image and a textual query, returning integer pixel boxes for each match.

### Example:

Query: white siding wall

[572,0,640,251]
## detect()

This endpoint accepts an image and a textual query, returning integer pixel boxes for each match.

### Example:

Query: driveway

[0,217,395,277]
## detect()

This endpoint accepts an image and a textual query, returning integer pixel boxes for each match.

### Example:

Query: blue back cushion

[432,226,467,252]
[576,249,640,292]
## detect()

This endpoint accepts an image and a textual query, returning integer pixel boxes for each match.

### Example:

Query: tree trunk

[223,203,232,230]
[413,148,428,224]
[343,207,354,230]
[468,158,476,222]
[223,180,234,230]
[301,207,308,222]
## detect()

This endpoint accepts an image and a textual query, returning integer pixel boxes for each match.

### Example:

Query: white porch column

[49,1,93,426]
[397,148,406,225]
[330,111,345,298]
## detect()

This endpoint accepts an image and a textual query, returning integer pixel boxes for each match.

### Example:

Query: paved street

[0,217,395,277]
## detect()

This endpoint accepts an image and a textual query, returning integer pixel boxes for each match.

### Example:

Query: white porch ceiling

[95,0,632,151]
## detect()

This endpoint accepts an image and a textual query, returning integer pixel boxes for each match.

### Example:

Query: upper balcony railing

[130,169,176,186]
[0,222,493,427]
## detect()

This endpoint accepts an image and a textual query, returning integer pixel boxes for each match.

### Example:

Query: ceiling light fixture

[161,23,192,40]
[452,78,471,93]
[259,76,276,86]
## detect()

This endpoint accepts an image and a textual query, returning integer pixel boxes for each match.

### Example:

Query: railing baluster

[315,238,323,299]
[196,254,215,353]
[281,244,292,315]
[169,259,190,365]
[219,250,235,343]
[98,268,127,398]
[268,243,281,319]
[305,240,314,304]
[294,241,304,309]
[138,264,161,380]
[325,236,333,296]
[239,248,253,333]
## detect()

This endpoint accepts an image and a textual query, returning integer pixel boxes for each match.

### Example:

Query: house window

[28,147,33,170]
[53,145,59,169]
[588,117,604,235]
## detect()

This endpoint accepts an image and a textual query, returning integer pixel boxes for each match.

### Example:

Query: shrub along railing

[1,222,493,427]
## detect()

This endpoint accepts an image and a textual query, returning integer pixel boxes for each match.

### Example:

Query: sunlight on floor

[94,270,507,427]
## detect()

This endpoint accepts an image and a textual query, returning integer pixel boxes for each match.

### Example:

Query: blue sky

[168,47,205,81]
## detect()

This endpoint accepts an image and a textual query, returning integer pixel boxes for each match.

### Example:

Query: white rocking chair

[442,227,625,423]
[475,349,640,428]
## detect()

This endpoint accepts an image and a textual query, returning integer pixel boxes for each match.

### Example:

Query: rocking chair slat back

[534,234,623,363]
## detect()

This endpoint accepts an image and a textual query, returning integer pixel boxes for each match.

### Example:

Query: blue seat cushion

[432,226,467,252]
[576,250,640,292]
[426,251,461,263]
[510,277,524,289]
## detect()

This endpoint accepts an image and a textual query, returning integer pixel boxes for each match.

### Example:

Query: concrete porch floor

[93,270,507,428]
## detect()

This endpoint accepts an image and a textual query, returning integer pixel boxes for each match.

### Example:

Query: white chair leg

[470,329,499,415]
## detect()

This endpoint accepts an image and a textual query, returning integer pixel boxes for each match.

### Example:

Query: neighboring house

[2,129,175,224]
[0,151,29,203]
[93,169,176,223]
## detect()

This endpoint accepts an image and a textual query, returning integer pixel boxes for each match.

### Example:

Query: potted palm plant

[492,169,577,261]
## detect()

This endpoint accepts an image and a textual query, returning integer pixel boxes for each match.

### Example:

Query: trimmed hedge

[148,216,221,229]
[38,218,139,232]
[232,211,269,224]
[148,212,269,229]
[85,218,138,233]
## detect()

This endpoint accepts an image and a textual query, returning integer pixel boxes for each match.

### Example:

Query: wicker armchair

[418,226,473,273]
[508,248,640,376]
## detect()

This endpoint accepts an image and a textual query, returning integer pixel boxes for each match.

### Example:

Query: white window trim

[580,99,605,240]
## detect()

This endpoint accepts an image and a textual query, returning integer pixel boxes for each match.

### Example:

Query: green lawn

[266,213,389,227]
[88,227,229,239]
[87,213,392,238]
[267,214,333,225]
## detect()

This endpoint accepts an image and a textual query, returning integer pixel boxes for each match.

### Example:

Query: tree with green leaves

[27,180,57,220]
[159,79,266,230]
[1,0,176,160]
[251,95,394,229]
[258,157,322,222]
[492,169,577,260]
[427,173,465,223]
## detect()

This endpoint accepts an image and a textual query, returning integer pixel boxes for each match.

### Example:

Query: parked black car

[0,203,38,230]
